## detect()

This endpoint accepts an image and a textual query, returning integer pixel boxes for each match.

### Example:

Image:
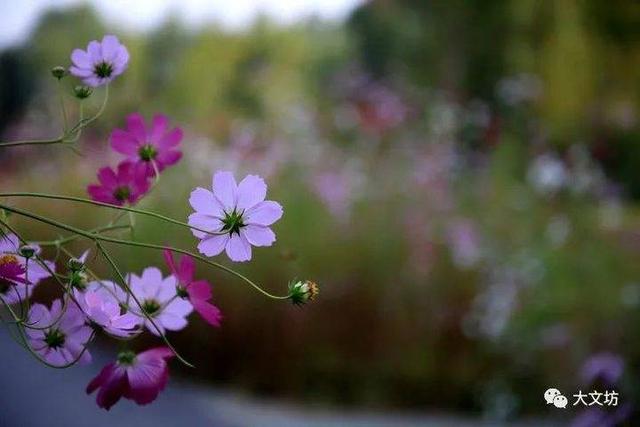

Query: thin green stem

[34,224,131,247]
[57,79,69,132]
[0,192,226,236]
[0,203,289,300]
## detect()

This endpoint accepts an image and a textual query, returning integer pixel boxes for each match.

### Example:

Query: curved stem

[0,137,64,148]
[0,192,226,236]
[33,224,131,247]
[0,203,290,300]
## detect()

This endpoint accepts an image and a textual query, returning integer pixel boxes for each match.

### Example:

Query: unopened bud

[51,66,67,80]
[69,270,88,290]
[18,245,37,259]
[67,257,85,272]
[73,85,92,99]
[288,280,319,306]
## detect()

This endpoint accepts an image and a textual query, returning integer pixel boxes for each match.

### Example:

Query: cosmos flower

[69,35,129,87]
[163,250,222,327]
[111,113,183,177]
[0,254,27,284]
[26,300,92,367]
[74,281,140,338]
[188,171,283,262]
[87,161,150,206]
[126,267,193,336]
[0,234,54,304]
[86,347,174,410]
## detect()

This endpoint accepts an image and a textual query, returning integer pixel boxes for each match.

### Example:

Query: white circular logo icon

[544,388,562,404]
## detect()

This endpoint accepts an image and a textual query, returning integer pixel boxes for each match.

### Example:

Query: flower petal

[241,225,276,247]
[111,129,139,155]
[126,113,147,142]
[212,171,237,211]
[197,234,229,257]
[71,49,91,68]
[225,233,252,262]
[244,201,283,226]
[189,188,225,217]
[237,175,267,211]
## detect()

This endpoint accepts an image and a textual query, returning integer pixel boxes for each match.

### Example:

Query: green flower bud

[51,66,67,80]
[69,270,88,290]
[18,245,36,259]
[67,257,85,272]
[73,85,92,99]
[288,280,319,306]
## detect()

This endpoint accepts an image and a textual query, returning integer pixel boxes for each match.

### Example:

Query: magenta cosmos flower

[126,267,193,336]
[163,250,222,327]
[111,113,183,177]
[87,346,174,410]
[87,161,150,206]
[0,234,54,304]
[74,281,140,338]
[188,171,283,262]
[70,35,129,87]
[26,300,92,366]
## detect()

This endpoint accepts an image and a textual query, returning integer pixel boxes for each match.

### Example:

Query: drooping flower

[74,281,140,338]
[0,234,54,304]
[26,300,92,367]
[163,250,222,327]
[188,171,283,262]
[87,161,150,206]
[86,347,174,410]
[126,267,193,336]
[111,113,183,177]
[288,280,319,306]
[69,35,129,87]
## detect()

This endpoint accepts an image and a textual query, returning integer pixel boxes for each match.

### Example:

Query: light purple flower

[26,300,92,367]
[69,35,129,87]
[188,171,283,262]
[74,281,140,338]
[87,347,174,410]
[126,267,193,336]
[0,233,54,304]
[111,113,183,177]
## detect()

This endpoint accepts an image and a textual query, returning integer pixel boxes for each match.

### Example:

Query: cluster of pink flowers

[0,34,292,412]
[88,112,183,206]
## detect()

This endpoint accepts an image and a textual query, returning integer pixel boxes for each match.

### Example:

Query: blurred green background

[2,1,640,424]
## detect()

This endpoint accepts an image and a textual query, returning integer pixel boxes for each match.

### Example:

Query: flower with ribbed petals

[188,171,283,262]
[126,267,193,336]
[26,300,92,367]
[69,35,129,87]
[163,250,222,327]
[87,161,150,206]
[86,347,174,410]
[111,113,183,177]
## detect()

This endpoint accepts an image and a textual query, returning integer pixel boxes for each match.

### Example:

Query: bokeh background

[1,1,640,426]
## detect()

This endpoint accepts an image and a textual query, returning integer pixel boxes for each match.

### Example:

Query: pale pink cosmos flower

[0,234,54,304]
[87,161,150,206]
[126,267,193,336]
[163,250,222,327]
[74,281,140,338]
[69,35,129,87]
[26,300,92,366]
[188,171,283,262]
[86,347,174,410]
[111,113,183,177]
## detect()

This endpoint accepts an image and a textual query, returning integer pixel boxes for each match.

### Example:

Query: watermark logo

[544,388,619,409]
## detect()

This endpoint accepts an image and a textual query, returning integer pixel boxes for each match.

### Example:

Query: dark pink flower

[111,113,183,177]
[87,161,150,206]
[86,347,174,410]
[0,254,27,285]
[163,250,222,327]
